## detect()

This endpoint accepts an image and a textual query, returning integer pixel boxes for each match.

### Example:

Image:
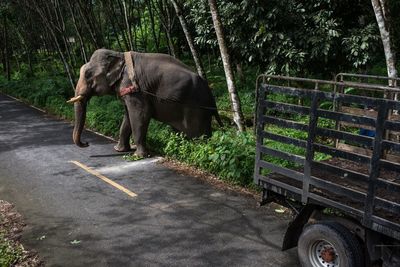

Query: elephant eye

[84,67,95,80]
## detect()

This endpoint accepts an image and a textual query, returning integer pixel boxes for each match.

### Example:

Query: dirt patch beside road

[0,200,42,266]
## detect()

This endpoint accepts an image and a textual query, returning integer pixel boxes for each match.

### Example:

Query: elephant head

[67,49,125,148]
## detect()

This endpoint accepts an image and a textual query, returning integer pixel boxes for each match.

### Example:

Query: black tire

[298,221,365,267]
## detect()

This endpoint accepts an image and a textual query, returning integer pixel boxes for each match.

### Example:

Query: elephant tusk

[67,95,84,104]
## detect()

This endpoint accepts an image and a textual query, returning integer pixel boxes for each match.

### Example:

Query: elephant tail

[210,94,223,127]
[214,110,224,127]
[204,79,223,127]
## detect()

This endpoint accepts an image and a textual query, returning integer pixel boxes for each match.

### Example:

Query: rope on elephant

[140,89,234,113]
[123,51,231,114]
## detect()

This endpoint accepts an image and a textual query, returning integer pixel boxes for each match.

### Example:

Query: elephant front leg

[114,110,134,152]
[124,95,151,157]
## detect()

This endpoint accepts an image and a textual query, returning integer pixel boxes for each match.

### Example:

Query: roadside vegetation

[0,0,399,187]
[0,200,41,267]
[0,234,22,267]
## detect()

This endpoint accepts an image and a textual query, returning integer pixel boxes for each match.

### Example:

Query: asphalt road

[0,93,298,266]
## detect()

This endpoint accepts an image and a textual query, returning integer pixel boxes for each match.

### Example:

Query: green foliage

[147,122,256,185]
[184,0,388,76]
[86,96,124,137]
[342,23,380,68]
[1,0,398,86]
[0,233,22,267]
[123,154,144,161]
[0,71,73,120]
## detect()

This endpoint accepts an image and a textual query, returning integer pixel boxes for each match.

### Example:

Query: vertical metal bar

[384,78,394,156]
[254,77,261,134]
[254,85,267,184]
[302,83,320,203]
[362,101,389,227]
[334,80,344,148]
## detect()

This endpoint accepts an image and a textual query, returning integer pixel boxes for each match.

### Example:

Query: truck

[254,74,400,267]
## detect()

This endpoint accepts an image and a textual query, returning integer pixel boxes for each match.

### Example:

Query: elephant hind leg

[183,110,212,138]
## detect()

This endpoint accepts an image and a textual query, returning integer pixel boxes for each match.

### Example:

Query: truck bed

[254,75,400,240]
[267,157,400,223]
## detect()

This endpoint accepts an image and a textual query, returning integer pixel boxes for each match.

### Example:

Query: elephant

[67,49,222,157]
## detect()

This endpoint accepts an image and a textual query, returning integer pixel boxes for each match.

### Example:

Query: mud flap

[282,204,318,251]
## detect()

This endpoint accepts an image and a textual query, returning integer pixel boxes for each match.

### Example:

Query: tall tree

[371,0,398,88]
[122,0,134,51]
[169,0,206,78]
[208,0,244,131]
[66,0,88,63]
[2,12,10,80]
[145,0,160,52]
[24,0,75,90]
[155,0,176,57]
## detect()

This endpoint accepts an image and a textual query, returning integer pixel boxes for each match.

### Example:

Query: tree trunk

[50,27,75,90]
[76,1,102,48]
[165,28,176,57]
[106,1,128,51]
[27,49,33,75]
[3,14,11,80]
[169,0,206,79]
[236,62,245,84]
[29,1,75,90]
[110,19,124,51]
[0,37,5,76]
[146,0,160,52]
[156,0,176,57]
[371,0,398,88]
[66,0,88,63]
[122,0,134,50]
[208,0,245,131]
[13,50,20,73]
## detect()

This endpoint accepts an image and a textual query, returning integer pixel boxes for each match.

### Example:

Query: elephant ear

[86,49,124,91]
[106,55,125,87]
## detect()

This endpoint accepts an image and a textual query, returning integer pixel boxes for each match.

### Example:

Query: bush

[0,73,73,119]
[86,96,124,137]
[147,122,256,186]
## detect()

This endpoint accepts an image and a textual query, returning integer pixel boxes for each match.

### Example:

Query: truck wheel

[298,221,364,267]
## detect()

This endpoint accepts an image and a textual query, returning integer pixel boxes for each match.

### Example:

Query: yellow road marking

[69,161,137,198]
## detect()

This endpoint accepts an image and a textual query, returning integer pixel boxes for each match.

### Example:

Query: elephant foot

[135,149,151,158]
[114,144,137,152]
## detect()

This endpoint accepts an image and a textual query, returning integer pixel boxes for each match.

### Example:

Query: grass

[0,232,22,267]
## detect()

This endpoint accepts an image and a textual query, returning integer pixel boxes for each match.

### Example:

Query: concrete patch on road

[95,157,162,175]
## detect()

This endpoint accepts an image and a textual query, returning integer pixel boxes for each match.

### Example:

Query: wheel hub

[310,240,339,267]
[320,247,335,263]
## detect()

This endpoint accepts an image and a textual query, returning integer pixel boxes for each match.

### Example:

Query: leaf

[274,208,286,214]
[344,87,355,94]
[124,153,144,161]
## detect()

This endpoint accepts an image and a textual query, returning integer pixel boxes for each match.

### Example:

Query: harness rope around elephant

[121,51,227,125]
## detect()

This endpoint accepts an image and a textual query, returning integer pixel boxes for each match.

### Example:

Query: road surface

[0,93,298,266]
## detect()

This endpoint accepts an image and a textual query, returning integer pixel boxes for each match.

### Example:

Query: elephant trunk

[73,100,89,148]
